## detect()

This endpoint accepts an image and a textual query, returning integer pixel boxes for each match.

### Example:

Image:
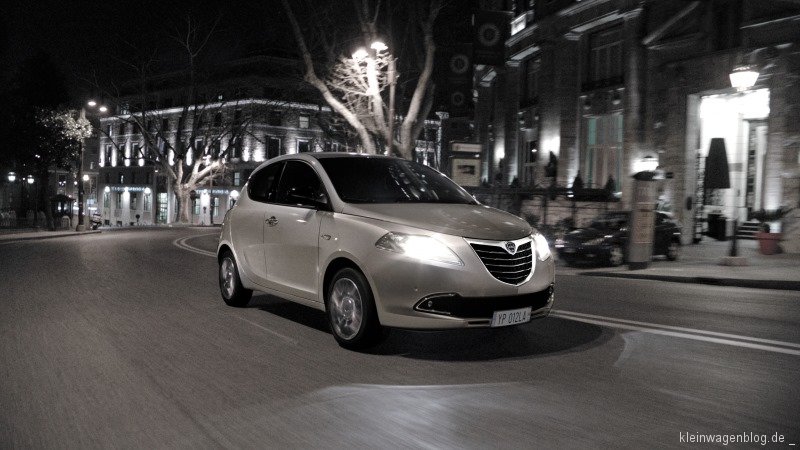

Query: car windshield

[589,213,629,230]
[318,157,478,204]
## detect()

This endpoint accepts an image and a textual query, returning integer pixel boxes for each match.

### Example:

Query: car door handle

[266,216,278,226]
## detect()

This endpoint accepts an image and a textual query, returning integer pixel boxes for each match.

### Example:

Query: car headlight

[375,232,463,266]
[532,233,551,261]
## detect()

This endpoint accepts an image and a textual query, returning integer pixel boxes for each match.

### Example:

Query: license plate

[491,307,532,327]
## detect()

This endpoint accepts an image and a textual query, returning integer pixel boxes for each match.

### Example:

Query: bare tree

[280,0,442,160]
[89,13,297,223]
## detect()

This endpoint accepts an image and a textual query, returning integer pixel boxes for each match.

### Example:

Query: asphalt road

[1,228,798,449]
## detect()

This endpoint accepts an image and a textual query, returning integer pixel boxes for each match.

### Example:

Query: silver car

[217,153,555,349]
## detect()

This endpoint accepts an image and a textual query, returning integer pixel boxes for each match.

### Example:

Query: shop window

[144,193,152,212]
[130,193,138,210]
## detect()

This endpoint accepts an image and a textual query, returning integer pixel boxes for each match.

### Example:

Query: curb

[0,230,102,243]
[579,271,800,291]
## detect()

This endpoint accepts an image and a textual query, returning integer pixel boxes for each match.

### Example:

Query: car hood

[341,203,532,241]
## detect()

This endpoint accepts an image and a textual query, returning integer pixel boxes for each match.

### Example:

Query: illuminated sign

[109,186,147,192]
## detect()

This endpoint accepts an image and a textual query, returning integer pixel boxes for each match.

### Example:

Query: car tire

[666,240,680,261]
[608,244,624,267]
[326,267,383,350]
[219,251,252,307]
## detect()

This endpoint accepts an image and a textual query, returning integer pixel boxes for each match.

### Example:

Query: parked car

[217,153,555,349]
[555,211,681,267]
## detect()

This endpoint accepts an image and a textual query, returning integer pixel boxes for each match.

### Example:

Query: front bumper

[364,236,556,330]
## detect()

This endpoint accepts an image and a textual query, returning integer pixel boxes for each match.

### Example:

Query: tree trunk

[172,184,192,224]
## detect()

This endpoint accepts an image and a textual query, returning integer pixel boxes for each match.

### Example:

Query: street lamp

[352,40,397,155]
[76,99,107,231]
[729,64,759,92]
[7,172,16,183]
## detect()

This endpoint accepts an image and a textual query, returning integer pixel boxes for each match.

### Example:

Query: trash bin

[707,213,727,241]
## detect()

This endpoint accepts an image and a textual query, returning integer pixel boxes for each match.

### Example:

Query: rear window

[318,157,477,205]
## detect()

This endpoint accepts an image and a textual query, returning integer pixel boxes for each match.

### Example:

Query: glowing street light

[26,175,34,185]
[7,172,16,183]
[729,64,759,92]
[76,100,107,231]
[352,48,369,61]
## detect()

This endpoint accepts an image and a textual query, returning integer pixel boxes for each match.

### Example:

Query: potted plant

[752,207,790,255]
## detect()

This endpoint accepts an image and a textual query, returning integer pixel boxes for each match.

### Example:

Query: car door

[263,160,330,302]
[231,161,283,287]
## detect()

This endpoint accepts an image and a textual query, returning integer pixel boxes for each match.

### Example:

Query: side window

[276,161,328,209]
[248,162,284,203]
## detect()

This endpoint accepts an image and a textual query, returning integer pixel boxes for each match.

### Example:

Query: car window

[276,161,328,208]
[318,157,477,204]
[248,162,283,203]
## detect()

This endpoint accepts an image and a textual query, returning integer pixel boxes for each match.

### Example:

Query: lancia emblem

[504,241,517,255]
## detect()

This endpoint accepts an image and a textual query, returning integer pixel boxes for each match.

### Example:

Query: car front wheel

[219,251,252,307]
[326,268,383,350]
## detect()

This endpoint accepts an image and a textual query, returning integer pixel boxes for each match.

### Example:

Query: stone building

[476,0,800,248]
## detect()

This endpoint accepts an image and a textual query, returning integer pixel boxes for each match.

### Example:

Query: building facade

[476,0,800,247]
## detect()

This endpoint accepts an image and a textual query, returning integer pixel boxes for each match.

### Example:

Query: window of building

[587,27,623,88]
[214,112,222,127]
[130,192,138,210]
[193,199,201,216]
[116,192,123,208]
[234,172,241,186]
[106,125,113,137]
[524,58,540,105]
[582,113,623,191]
[119,122,126,135]
[161,118,170,134]
[229,137,242,160]
[267,136,281,159]
[157,193,168,223]
[299,115,309,129]
[268,111,282,126]
[143,193,151,212]
[131,171,137,184]
[211,196,218,218]
[103,192,110,208]
[297,139,310,153]
[146,172,152,185]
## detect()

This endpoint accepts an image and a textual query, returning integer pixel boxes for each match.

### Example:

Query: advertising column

[628,174,657,269]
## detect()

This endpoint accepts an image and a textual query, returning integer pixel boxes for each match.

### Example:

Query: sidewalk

[0,228,102,242]
[557,238,800,291]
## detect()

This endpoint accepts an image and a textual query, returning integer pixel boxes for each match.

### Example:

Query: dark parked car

[555,211,681,267]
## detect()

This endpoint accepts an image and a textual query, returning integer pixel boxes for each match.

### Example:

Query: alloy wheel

[329,278,363,340]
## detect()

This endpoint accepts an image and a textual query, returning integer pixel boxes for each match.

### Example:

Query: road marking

[235,315,299,346]
[552,309,800,356]
[176,234,799,356]
[173,235,216,257]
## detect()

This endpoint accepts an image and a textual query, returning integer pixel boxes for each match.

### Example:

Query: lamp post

[352,40,397,155]
[76,100,107,231]
[718,60,759,265]
[26,175,37,227]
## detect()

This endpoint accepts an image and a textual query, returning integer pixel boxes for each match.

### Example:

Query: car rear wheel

[608,244,624,267]
[219,251,252,307]
[666,240,680,261]
[326,268,383,350]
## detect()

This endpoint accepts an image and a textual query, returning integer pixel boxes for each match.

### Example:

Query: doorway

[688,89,770,239]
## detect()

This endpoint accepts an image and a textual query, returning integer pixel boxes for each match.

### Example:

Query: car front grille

[469,240,533,285]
